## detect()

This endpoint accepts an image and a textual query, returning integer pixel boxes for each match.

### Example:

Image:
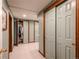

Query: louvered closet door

[29,21,34,43]
[24,21,28,44]
[45,7,56,59]
[35,22,39,42]
[57,0,76,59]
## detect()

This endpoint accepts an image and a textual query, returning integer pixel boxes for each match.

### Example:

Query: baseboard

[39,50,45,57]
[29,41,35,43]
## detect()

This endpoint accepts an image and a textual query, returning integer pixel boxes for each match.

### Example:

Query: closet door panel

[45,7,56,59]
[29,21,34,42]
[57,0,76,59]
[24,21,28,44]
[35,22,39,42]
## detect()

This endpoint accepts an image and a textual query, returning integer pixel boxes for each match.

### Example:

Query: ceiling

[7,0,53,20]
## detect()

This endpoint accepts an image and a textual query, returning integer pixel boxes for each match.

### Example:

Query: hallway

[1,0,79,59]
[10,43,45,59]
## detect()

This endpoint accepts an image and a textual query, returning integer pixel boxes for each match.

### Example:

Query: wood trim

[76,0,79,59]
[34,20,39,23]
[28,41,35,43]
[44,0,66,12]
[9,14,12,52]
[28,21,30,43]
[43,13,45,57]
[34,21,35,42]
[16,21,18,46]
[39,50,45,57]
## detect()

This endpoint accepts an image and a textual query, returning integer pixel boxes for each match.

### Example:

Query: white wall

[38,12,44,54]
[2,0,14,59]
[0,0,2,58]
[23,21,28,44]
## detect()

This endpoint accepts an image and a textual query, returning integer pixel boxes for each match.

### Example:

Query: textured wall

[2,0,14,59]
[38,12,44,54]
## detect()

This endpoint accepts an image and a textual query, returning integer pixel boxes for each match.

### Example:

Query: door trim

[34,21,35,42]
[76,0,79,59]
[16,20,18,46]
[28,21,30,43]
[44,0,65,12]
[9,13,12,52]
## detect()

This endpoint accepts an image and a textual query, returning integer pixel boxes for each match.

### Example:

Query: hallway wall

[38,12,44,55]
[2,0,14,59]
[15,20,39,44]
[0,0,2,58]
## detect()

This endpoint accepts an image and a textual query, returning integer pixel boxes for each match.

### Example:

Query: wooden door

[57,0,76,59]
[45,7,56,59]
[9,14,12,52]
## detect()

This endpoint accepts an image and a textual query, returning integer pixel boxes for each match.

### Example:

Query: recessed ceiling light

[23,14,26,17]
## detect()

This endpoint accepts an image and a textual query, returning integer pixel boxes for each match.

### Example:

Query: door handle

[72,43,76,46]
[0,48,7,54]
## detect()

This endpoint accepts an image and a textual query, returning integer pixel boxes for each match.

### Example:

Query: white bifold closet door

[35,22,39,42]
[57,0,76,59]
[45,7,56,59]
[23,21,28,44]
[29,21,34,42]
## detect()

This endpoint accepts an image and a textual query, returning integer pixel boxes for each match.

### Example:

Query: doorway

[18,21,24,44]
[9,14,12,52]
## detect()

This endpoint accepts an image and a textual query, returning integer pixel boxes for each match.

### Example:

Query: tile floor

[10,42,45,59]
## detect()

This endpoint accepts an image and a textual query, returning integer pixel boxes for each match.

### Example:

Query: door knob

[72,43,76,46]
[0,48,7,54]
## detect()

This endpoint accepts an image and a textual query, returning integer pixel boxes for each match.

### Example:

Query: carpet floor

[10,42,45,59]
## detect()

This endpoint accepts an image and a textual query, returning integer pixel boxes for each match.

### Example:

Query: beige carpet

[10,42,45,59]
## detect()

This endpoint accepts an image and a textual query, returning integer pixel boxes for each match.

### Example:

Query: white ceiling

[7,0,53,20]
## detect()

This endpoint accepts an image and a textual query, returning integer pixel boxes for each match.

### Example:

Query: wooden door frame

[76,0,79,59]
[15,20,18,46]
[9,13,12,53]
[28,21,30,43]
[42,0,66,57]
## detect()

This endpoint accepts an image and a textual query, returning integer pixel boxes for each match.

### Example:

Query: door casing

[9,14,12,53]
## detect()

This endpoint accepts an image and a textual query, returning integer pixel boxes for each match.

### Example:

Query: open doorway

[14,19,24,46]
[18,21,24,44]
